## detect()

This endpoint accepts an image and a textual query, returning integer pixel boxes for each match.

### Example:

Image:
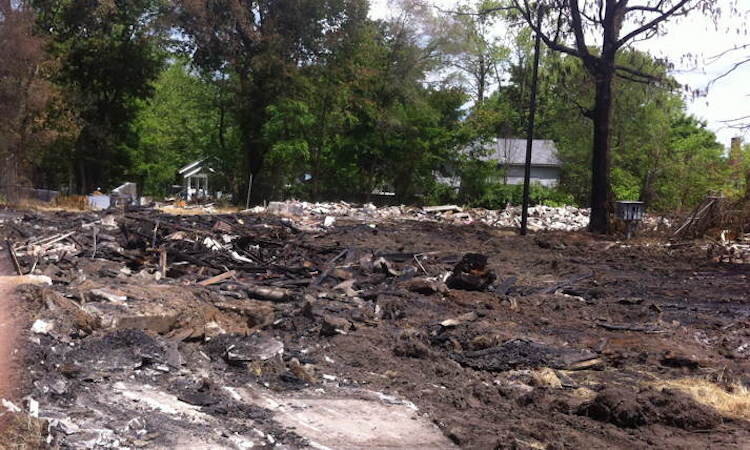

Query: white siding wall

[505,165,560,187]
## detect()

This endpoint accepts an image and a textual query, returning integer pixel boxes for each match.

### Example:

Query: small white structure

[111,182,138,206]
[179,159,216,201]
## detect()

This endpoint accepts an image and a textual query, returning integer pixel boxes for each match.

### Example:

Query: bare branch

[568,0,593,60]
[578,7,601,25]
[709,56,750,87]
[624,5,666,14]
[510,0,582,58]
[412,1,515,17]
[614,64,662,82]
[707,44,750,64]
[721,115,750,123]
[615,71,656,84]
[616,0,692,49]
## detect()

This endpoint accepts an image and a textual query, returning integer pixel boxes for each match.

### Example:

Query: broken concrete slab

[89,288,127,303]
[30,319,54,335]
[233,386,456,449]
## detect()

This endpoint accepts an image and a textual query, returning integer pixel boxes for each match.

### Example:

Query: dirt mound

[577,387,723,430]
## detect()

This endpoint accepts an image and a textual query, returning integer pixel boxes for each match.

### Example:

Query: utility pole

[520,6,544,236]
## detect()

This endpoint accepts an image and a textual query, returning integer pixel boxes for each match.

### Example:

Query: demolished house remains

[0,200,748,448]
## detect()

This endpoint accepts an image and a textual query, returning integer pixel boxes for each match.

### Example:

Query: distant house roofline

[178,156,222,175]
[178,159,206,175]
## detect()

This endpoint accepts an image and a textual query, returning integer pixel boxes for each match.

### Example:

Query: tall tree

[128,59,240,196]
[661,114,726,209]
[174,0,368,202]
[439,1,510,106]
[262,16,466,203]
[506,0,719,233]
[33,0,167,193]
[0,0,63,199]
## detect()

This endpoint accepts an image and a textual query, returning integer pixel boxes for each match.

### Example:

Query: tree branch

[413,1,514,17]
[709,56,750,87]
[614,64,663,83]
[720,114,750,123]
[616,0,692,48]
[615,71,656,84]
[625,5,665,14]
[510,0,582,58]
[568,0,593,60]
[571,98,594,119]
[707,44,750,64]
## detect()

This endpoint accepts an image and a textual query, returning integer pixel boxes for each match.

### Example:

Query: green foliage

[127,59,239,196]
[610,167,641,201]
[424,182,459,206]
[456,159,499,202]
[174,0,370,202]
[493,47,727,212]
[255,17,470,203]
[33,0,168,192]
[471,183,575,209]
[15,1,740,215]
[652,114,728,211]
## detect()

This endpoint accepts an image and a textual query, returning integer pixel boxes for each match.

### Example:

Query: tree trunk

[640,169,656,207]
[589,69,614,234]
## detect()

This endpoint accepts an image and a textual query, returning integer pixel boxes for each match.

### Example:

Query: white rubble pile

[249,200,593,232]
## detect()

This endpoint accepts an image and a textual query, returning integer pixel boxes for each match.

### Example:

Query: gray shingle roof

[479,139,561,167]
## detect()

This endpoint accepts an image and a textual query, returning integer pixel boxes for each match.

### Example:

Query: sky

[369,0,750,148]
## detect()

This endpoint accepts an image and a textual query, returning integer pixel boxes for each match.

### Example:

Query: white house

[436,138,563,189]
[483,138,562,187]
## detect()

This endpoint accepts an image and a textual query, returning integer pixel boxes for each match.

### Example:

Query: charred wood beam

[5,240,23,275]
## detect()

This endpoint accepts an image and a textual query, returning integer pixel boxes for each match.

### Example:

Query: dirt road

[0,249,21,436]
[0,252,18,399]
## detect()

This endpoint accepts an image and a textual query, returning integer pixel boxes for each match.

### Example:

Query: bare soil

[302,220,750,448]
[0,208,748,449]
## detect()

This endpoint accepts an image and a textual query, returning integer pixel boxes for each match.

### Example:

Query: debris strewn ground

[0,205,748,448]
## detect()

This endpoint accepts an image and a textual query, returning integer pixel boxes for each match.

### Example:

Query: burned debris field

[0,205,748,449]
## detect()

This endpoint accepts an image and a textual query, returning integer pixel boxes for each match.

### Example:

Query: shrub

[470,183,575,209]
[424,182,459,206]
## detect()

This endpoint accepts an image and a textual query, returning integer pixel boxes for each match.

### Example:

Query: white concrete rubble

[246,200,598,232]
